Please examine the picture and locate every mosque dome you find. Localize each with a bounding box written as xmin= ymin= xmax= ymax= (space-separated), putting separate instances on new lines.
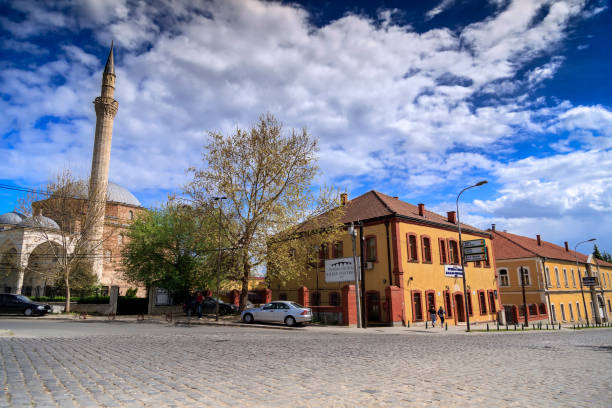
xmin=19 ymin=215 xmax=60 ymax=230
xmin=0 ymin=212 xmax=26 ymax=225
xmin=106 ymin=182 xmax=141 ymax=207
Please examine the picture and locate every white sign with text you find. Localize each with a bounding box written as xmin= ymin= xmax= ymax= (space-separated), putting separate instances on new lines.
xmin=444 ymin=264 xmax=463 ymax=277
xmin=325 ymin=257 xmax=360 ymax=283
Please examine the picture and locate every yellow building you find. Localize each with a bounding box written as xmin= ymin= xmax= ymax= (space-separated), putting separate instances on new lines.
xmin=491 ymin=227 xmax=611 ymax=325
xmin=269 ymin=191 xmax=500 ymax=326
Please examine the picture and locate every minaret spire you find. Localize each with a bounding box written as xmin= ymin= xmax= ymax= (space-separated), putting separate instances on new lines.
xmin=86 ymin=43 xmax=119 ymax=281
xmin=103 ymin=41 xmax=114 ymax=75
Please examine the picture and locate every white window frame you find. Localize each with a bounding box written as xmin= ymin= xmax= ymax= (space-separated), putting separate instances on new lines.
xmin=551 ymin=304 xmax=556 ymax=322
xmin=571 ymin=269 xmax=576 ymax=287
xmin=568 ymin=303 xmax=574 ymax=321
xmin=498 ymin=268 xmax=510 ymax=287
xmin=563 ymin=269 xmax=568 ymax=287
xmin=560 ymin=303 xmax=566 ymax=321
xmin=555 ymin=267 xmax=560 ymax=287
xmin=576 ymin=302 xmax=581 ymax=320
xmin=517 ymin=267 xmax=531 ymax=286
xmin=545 ymin=267 xmax=551 ymax=287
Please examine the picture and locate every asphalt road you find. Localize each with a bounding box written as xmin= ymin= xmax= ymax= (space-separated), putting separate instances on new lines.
xmin=1 ymin=319 xmax=611 ymax=407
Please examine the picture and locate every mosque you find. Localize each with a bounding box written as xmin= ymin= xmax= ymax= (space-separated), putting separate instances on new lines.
xmin=0 ymin=44 xmax=143 ymax=297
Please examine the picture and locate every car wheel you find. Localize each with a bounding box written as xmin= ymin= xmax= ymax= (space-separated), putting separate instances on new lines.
xmin=285 ymin=316 xmax=296 ymax=327
xmin=24 ymin=308 xmax=33 ymax=317
xmin=243 ymin=313 xmax=254 ymax=324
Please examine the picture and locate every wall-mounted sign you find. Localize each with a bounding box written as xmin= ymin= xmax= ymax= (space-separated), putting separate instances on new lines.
xmin=445 ymin=265 xmax=463 ymax=277
xmin=325 ymin=257 xmax=360 ymax=283
xmin=582 ymin=276 xmax=599 ymax=286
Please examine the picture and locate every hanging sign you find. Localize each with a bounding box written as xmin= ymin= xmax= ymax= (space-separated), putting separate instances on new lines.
xmin=463 ymin=239 xmax=485 ymax=248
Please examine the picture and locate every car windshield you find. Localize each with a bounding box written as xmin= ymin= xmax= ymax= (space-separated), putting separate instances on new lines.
xmin=290 ymin=302 xmax=304 ymax=309
xmin=16 ymin=295 xmax=30 ymax=302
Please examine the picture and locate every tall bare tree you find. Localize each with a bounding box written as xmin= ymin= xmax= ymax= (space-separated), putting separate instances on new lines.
xmin=186 ymin=114 xmax=345 ymax=310
xmin=15 ymin=169 xmax=110 ymax=312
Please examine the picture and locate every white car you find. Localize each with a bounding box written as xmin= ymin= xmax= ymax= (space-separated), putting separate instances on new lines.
xmin=241 ymin=301 xmax=312 ymax=326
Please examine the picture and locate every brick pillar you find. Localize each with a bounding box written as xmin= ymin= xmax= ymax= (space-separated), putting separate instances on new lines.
xmin=385 ymin=285 xmax=404 ymax=326
xmin=298 ymin=286 xmax=309 ymax=307
xmin=262 ymin=288 xmax=272 ymax=304
xmin=513 ymin=305 xmax=519 ymax=324
xmin=230 ymin=289 xmax=240 ymax=306
xmin=341 ymin=285 xmax=357 ymax=326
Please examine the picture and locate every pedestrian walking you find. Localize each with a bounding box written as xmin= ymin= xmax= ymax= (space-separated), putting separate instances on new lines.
xmin=196 ymin=291 xmax=204 ymax=319
xmin=428 ymin=304 xmax=437 ymax=327
xmin=437 ymin=306 xmax=445 ymax=326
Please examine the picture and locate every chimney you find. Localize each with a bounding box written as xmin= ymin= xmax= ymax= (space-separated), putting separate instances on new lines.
xmin=418 ymin=203 xmax=425 ymax=216
xmin=536 ymin=235 xmax=541 ymax=246
xmin=564 ymin=241 xmax=569 ymax=252
xmin=491 ymin=223 xmax=496 ymax=231
xmin=340 ymin=193 xmax=348 ymax=206
xmin=447 ymin=211 xmax=457 ymax=224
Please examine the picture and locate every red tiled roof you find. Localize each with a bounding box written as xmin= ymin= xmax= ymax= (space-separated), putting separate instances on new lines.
xmin=490 ymin=230 xmax=610 ymax=265
xmin=339 ymin=191 xmax=486 ymax=234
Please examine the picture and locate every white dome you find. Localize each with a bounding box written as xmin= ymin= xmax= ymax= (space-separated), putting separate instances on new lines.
xmin=0 ymin=212 xmax=26 ymax=225
xmin=106 ymin=182 xmax=141 ymax=207
xmin=19 ymin=215 xmax=60 ymax=230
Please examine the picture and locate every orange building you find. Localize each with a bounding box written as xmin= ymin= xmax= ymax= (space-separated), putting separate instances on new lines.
xmin=491 ymin=227 xmax=611 ymax=325
xmin=269 ymin=191 xmax=500 ymax=327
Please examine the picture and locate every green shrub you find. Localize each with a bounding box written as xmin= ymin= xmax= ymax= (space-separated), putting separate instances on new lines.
xmin=125 ymin=288 xmax=138 ymax=297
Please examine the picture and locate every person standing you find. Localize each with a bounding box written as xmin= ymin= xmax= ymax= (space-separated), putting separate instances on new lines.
xmin=428 ymin=304 xmax=437 ymax=327
xmin=196 ymin=291 xmax=204 ymax=319
xmin=437 ymin=306 xmax=446 ymax=326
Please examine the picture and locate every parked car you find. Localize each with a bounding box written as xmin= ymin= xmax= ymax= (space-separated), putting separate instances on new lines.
xmin=202 ymin=297 xmax=239 ymax=315
xmin=0 ymin=293 xmax=51 ymax=316
xmin=241 ymin=301 xmax=312 ymax=326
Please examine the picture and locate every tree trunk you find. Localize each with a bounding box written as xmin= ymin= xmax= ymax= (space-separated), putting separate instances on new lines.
xmin=64 ymin=274 xmax=71 ymax=313
xmin=239 ymin=257 xmax=251 ymax=311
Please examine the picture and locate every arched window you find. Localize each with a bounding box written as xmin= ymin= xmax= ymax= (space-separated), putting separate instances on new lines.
xmin=499 ymin=269 xmax=509 ymax=286
xmin=563 ymin=269 xmax=569 ymax=287
xmin=448 ymin=240 xmax=459 ymax=264
xmin=118 ymin=233 xmax=123 ymax=245
xmin=554 ymin=267 xmax=560 ymax=287
xmin=407 ymin=234 xmax=418 ymax=262
xmin=128 ymin=210 xmax=134 ymax=220
xmin=104 ymin=250 xmax=112 ymax=263
xmin=421 ymin=236 xmax=432 ymax=263
xmin=571 ymin=269 xmax=576 ymax=287
xmin=517 ymin=267 xmax=531 ymax=286
xmin=545 ymin=267 xmax=551 ymax=287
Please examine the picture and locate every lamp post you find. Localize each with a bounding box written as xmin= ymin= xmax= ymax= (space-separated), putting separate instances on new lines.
xmin=456 ymin=180 xmax=488 ymax=332
xmin=213 ymin=196 xmax=227 ymax=322
xmin=348 ymin=222 xmax=363 ymax=328
xmin=575 ymin=238 xmax=596 ymax=325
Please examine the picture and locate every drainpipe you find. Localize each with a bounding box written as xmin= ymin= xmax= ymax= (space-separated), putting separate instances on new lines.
xmin=385 ymin=218 xmax=392 ymax=285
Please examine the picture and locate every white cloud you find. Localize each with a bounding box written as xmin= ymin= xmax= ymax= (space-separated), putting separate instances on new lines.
xmin=1 ymin=0 xmax=610 ymax=248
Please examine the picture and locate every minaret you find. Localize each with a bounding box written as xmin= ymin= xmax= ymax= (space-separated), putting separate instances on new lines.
xmin=87 ymin=43 xmax=118 ymax=280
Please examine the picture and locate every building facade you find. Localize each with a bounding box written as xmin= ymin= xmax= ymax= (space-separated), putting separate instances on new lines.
xmin=269 ymin=191 xmax=501 ymax=326
xmin=491 ymin=227 xmax=611 ymax=325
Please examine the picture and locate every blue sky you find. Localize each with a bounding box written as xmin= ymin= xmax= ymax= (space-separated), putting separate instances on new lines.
xmin=1 ymin=0 xmax=611 ymax=253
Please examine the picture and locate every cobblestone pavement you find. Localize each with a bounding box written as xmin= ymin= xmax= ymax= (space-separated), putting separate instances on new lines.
xmin=0 ymin=320 xmax=611 ymax=407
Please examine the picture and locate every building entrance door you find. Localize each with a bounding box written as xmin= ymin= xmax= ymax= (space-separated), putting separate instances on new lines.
xmin=366 ymin=291 xmax=381 ymax=322
xmin=454 ymin=293 xmax=465 ymax=323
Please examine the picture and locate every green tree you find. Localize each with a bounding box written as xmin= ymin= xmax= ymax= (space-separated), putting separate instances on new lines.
xmin=186 ymin=113 xmax=344 ymax=310
xmin=121 ymin=203 xmax=222 ymax=298
xmin=593 ymin=244 xmax=603 ymax=260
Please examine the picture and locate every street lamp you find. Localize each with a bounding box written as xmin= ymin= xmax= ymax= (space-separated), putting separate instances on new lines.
xmin=213 ymin=196 xmax=227 ymax=322
xmin=456 ymin=180 xmax=487 ymax=332
xmin=575 ymin=238 xmax=596 ymax=326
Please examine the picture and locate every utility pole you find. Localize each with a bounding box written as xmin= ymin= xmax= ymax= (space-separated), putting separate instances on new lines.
xmin=359 ymin=221 xmax=367 ymax=329
xmin=349 ymin=222 xmax=362 ymax=328
xmin=213 ymin=196 xmax=226 ymax=322
xmin=520 ymin=266 xmax=528 ymax=327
